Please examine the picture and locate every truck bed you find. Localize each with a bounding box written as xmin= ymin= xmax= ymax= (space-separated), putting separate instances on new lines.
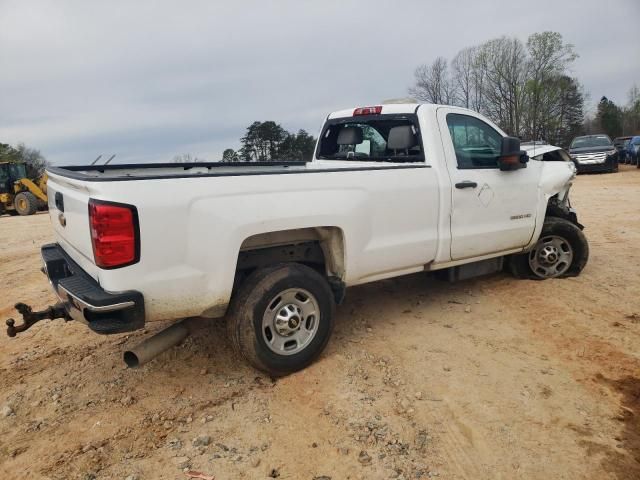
xmin=45 ymin=159 xmax=439 ymax=324
xmin=48 ymin=160 xmax=424 ymax=182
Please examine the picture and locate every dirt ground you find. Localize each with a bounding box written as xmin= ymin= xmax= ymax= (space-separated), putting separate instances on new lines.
xmin=1 ymin=166 xmax=639 ymax=480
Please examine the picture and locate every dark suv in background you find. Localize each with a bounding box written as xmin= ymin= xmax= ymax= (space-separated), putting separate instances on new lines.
xmin=613 ymin=136 xmax=632 ymax=163
xmin=569 ymin=134 xmax=618 ymax=173
xmin=625 ymin=136 xmax=640 ymax=166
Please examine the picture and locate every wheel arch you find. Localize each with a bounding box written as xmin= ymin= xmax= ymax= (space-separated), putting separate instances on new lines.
xmin=235 ymin=227 xmax=347 ymax=303
xmin=545 ymin=194 xmax=583 ymax=229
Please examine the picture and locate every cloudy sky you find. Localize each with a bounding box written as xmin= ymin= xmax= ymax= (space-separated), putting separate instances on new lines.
xmin=1 ymin=0 xmax=639 ymax=165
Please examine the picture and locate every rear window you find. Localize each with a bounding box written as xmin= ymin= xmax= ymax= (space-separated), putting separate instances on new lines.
xmin=570 ymin=135 xmax=612 ymax=149
xmin=316 ymin=114 xmax=424 ymax=162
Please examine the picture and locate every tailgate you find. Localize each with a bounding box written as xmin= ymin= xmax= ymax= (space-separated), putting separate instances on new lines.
xmin=46 ymin=174 xmax=99 ymax=278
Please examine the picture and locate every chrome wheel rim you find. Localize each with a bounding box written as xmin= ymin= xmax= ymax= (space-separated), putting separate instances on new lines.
xmin=528 ymin=235 xmax=573 ymax=278
xmin=261 ymin=288 xmax=320 ymax=356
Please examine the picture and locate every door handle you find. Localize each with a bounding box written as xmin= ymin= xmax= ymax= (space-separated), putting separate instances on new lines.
xmin=455 ymin=181 xmax=478 ymax=189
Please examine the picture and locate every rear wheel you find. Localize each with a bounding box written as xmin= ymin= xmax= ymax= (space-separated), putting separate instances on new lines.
xmin=14 ymin=192 xmax=38 ymax=216
xmin=226 ymin=263 xmax=335 ymax=376
xmin=510 ymin=217 xmax=589 ymax=280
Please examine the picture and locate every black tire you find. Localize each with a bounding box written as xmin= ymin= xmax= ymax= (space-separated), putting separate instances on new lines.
xmin=509 ymin=217 xmax=589 ymax=280
xmin=14 ymin=192 xmax=38 ymax=216
xmin=226 ymin=263 xmax=335 ymax=376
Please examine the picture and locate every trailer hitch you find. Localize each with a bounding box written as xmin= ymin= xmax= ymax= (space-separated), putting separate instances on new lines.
xmin=6 ymin=302 xmax=71 ymax=337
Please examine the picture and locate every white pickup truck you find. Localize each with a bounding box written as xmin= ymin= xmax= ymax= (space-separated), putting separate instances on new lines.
xmin=6 ymin=103 xmax=589 ymax=375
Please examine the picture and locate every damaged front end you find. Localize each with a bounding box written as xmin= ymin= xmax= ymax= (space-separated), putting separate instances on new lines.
xmin=541 ymin=159 xmax=584 ymax=229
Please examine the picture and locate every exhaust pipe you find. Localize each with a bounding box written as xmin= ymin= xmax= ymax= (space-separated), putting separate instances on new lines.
xmin=124 ymin=319 xmax=194 ymax=368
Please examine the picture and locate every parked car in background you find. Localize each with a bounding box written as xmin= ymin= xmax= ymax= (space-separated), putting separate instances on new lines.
xmin=625 ymin=136 xmax=640 ymax=166
xmin=613 ymin=136 xmax=632 ymax=164
xmin=568 ymin=134 xmax=618 ymax=173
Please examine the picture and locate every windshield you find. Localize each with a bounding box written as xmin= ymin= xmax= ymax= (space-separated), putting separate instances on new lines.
xmin=316 ymin=114 xmax=424 ymax=162
xmin=570 ymin=136 xmax=612 ymax=149
xmin=0 ymin=165 xmax=9 ymax=183
xmin=8 ymin=163 xmax=27 ymax=179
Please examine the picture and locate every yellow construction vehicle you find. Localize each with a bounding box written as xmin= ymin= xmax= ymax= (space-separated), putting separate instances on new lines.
xmin=0 ymin=162 xmax=48 ymax=216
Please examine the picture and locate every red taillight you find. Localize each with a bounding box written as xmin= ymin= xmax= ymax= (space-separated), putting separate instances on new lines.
xmin=89 ymin=200 xmax=139 ymax=269
xmin=353 ymin=106 xmax=382 ymax=116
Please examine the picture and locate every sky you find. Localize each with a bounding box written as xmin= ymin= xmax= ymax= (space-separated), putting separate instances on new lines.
xmin=1 ymin=0 xmax=639 ymax=165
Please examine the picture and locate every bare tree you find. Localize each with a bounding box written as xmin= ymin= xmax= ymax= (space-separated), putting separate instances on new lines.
xmin=523 ymin=32 xmax=578 ymax=140
xmin=480 ymin=37 xmax=529 ymax=135
xmin=15 ymin=143 xmax=49 ymax=179
xmin=451 ymin=47 xmax=477 ymax=109
xmin=172 ymin=153 xmax=204 ymax=163
xmin=470 ymin=46 xmax=488 ymax=113
xmin=409 ymin=57 xmax=456 ymax=105
xmin=408 ymin=31 xmax=584 ymax=142
xmin=622 ymin=84 xmax=640 ymax=135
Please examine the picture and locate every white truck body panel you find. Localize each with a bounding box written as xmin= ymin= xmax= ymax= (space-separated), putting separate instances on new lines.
xmin=47 ymin=162 xmax=441 ymax=320
xmin=44 ymin=104 xmax=576 ymax=324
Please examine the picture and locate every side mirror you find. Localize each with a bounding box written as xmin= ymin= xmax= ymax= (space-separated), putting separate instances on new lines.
xmin=498 ymin=136 xmax=528 ymax=171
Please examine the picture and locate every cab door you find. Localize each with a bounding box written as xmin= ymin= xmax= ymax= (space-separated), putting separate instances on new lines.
xmin=436 ymin=108 xmax=539 ymax=260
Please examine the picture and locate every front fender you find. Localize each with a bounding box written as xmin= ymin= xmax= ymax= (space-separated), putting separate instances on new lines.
xmin=526 ymin=161 xmax=578 ymax=249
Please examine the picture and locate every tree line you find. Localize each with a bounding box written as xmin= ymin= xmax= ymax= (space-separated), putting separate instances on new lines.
xmin=172 ymin=121 xmax=317 ymax=163
xmin=0 ymin=142 xmax=49 ymax=179
xmin=585 ymin=91 xmax=640 ymax=140
xmin=408 ymin=31 xmax=640 ymax=147
xmin=222 ymin=121 xmax=316 ymax=162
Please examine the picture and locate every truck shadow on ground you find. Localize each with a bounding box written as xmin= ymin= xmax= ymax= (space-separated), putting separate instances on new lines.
xmin=176 ymin=270 xmax=501 ymax=377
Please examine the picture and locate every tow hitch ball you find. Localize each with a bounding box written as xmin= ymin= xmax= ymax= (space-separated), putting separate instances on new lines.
xmin=5 ymin=302 xmax=71 ymax=338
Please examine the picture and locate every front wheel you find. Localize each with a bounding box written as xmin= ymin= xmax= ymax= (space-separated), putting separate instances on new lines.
xmin=226 ymin=263 xmax=335 ymax=376
xmin=509 ymin=217 xmax=589 ymax=280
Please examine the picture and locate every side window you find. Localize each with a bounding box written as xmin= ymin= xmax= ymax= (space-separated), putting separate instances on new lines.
xmin=446 ymin=113 xmax=503 ymax=169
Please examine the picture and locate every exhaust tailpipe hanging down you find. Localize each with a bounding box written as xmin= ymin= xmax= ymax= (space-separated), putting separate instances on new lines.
xmin=124 ymin=318 xmax=199 ymax=368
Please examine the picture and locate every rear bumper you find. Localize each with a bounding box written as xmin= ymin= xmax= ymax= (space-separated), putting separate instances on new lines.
xmin=41 ymin=243 xmax=145 ymax=334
